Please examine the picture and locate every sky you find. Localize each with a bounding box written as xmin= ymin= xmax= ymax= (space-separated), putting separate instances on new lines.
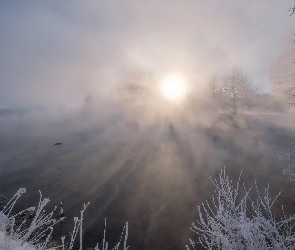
xmin=0 ymin=0 xmax=295 ymax=109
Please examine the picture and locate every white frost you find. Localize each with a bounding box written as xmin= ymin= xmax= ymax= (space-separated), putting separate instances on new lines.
xmin=187 ymin=168 xmax=295 ymax=249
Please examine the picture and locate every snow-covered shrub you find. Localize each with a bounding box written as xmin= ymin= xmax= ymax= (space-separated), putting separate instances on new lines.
xmin=0 ymin=189 xmax=129 ymax=250
xmin=186 ymin=168 xmax=295 ymax=250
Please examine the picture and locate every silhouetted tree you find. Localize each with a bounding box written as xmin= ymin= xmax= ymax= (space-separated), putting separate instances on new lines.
xmin=121 ymin=71 xmax=152 ymax=98
xmin=290 ymin=1 xmax=295 ymax=15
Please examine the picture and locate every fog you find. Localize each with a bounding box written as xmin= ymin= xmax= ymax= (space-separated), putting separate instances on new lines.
xmin=1 ymin=94 xmax=295 ymax=249
xmin=1 ymin=1 xmax=295 ymax=249
xmin=1 ymin=0 xmax=295 ymax=109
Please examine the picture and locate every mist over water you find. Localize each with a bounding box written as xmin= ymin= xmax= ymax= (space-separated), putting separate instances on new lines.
xmin=1 ymin=1 xmax=295 ymax=249
xmin=1 ymin=94 xmax=295 ymax=249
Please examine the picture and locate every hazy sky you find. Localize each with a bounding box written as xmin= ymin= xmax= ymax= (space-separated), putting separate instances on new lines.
xmin=0 ymin=0 xmax=295 ymax=108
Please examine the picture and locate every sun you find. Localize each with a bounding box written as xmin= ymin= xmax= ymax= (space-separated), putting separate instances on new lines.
xmin=161 ymin=74 xmax=187 ymax=100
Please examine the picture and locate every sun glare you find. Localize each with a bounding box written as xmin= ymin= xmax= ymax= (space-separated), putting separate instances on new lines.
xmin=161 ymin=74 xmax=187 ymax=100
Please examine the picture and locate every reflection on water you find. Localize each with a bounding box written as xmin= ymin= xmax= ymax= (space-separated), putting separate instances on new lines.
xmin=1 ymin=109 xmax=295 ymax=249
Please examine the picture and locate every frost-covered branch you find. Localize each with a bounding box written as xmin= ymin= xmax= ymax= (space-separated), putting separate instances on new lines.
xmin=187 ymin=168 xmax=295 ymax=249
xmin=0 ymin=189 xmax=129 ymax=250
xmin=93 ymin=219 xmax=129 ymax=250
xmin=0 ymin=189 xmax=65 ymax=250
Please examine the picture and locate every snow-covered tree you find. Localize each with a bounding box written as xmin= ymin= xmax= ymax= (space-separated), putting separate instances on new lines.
xmin=187 ymin=168 xmax=295 ymax=250
xmin=206 ymin=70 xmax=259 ymax=117
xmin=270 ymin=50 xmax=295 ymax=111
xmin=270 ymin=30 xmax=295 ymax=111
xmin=220 ymin=70 xmax=258 ymax=119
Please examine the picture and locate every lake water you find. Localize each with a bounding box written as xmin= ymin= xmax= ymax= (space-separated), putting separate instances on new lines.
xmin=0 ymin=110 xmax=295 ymax=249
